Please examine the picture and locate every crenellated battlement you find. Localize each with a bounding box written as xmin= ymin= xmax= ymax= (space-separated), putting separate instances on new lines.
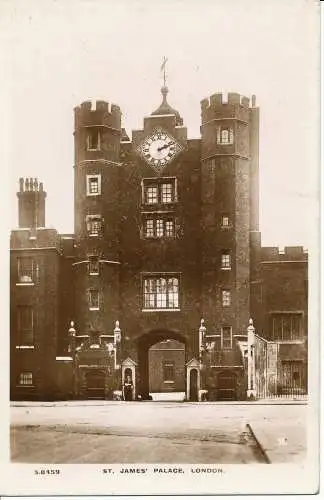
xmin=201 ymin=92 xmax=257 ymax=123
xmin=74 ymin=100 xmax=122 ymax=131
xmin=261 ymin=246 xmax=308 ymax=262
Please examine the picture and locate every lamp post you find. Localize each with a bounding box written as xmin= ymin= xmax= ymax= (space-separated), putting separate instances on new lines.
xmin=247 ymin=318 xmax=256 ymax=399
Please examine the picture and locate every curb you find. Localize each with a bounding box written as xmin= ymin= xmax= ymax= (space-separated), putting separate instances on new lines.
xmin=246 ymin=423 xmax=271 ymax=464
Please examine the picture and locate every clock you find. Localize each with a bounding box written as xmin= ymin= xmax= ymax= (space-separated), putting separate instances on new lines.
xmin=136 ymin=128 xmax=184 ymax=173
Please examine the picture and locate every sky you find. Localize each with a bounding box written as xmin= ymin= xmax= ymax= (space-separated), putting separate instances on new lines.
xmin=2 ymin=0 xmax=320 ymax=248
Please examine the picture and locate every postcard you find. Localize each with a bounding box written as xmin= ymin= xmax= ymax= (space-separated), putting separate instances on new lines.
xmin=1 ymin=0 xmax=320 ymax=495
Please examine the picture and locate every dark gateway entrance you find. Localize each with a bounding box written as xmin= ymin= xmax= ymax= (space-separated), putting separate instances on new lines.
xmin=137 ymin=331 xmax=186 ymax=400
xmin=85 ymin=369 xmax=106 ymax=400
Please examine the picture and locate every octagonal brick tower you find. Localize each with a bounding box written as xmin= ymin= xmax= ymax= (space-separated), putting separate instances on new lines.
xmin=73 ymin=100 xmax=122 ymax=337
xmin=200 ymin=92 xmax=260 ymax=338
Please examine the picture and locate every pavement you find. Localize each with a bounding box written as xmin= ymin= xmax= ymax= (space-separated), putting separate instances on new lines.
xmin=10 ymin=400 xmax=308 ymax=464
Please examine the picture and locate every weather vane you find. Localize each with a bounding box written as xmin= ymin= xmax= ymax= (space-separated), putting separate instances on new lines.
xmin=160 ymin=56 xmax=168 ymax=86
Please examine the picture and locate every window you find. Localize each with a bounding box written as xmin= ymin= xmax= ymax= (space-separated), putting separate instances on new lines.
xmin=87 ymin=129 xmax=101 ymax=150
xmin=271 ymin=313 xmax=303 ymax=341
xmin=86 ymin=175 xmax=101 ymax=196
xmin=88 ymin=256 xmax=99 ymax=275
xmin=221 ymin=216 xmax=230 ymax=227
xmin=281 ymin=361 xmax=305 ymax=389
xmin=88 ymin=289 xmax=100 ymax=310
xmin=143 ymin=276 xmax=179 ymax=310
xmin=145 ymin=185 xmax=158 ymax=204
xmin=17 ymin=257 xmax=34 ymax=284
xmin=19 ymin=372 xmax=33 ymax=386
xmin=86 ymin=215 xmax=102 ymax=237
xmin=143 ymin=178 xmax=177 ymax=205
xmin=221 ymin=251 xmax=231 ymax=270
xmin=144 ymin=217 xmax=175 ymax=238
xmin=217 ymin=127 xmax=234 ymax=145
xmin=161 ymin=183 xmax=173 ymax=203
xmin=163 ymin=360 xmax=175 ymax=382
xmin=17 ymin=306 xmax=34 ymax=345
xmin=221 ymin=326 xmax=232 ymax=349
xmin=222 ymin=290 xmax=231 ymax=307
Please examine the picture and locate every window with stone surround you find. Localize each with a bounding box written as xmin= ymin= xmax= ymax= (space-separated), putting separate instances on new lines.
xmin=222 ymin=289 xmax=231 ymax=307
xmin=17 ymin=257 xmax=34 ymax=284
xmin=142 ymin=178 xmax=177 ymax=205
xmin=86 ymin=215 xmax=103 ymax=237
xmin=270 ymin=313 xmax=303 ymax=341
xmin=88 ymin=256 xmax=100 ymax=275
xmin=86 ymin=174 xmax=101 ymax=196
xmin=143 ymin=216 xmax=175 ymax=239
xmin=221 ymin=251 xmax=231 ymax=270
xmin=217 ymin=127 xmax=234 ymax=145
xmin=87 ymin=128 xmax=101 ymax=150
xmin=143 ymin=275 xmax=179 ymax=310
xmin=221 ymin=215 xmax=230 ymax=228
xmin=221 ymin=326 xmax=232 ymax=349
xmin=88 ymin=288 xmax=100 ymax=310
xmin=18 ymin=372 xmax=33 ymax=386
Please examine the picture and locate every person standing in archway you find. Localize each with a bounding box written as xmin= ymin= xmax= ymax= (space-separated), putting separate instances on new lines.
xmin=123 ymin=374 xmax=134 ymax=401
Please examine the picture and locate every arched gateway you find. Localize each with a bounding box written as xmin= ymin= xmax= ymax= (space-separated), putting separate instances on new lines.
xmin=136 ymin=330 xmax=188 ymax=400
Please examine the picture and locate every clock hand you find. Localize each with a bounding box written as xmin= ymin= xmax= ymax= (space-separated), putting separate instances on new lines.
xmin=157 ymin=141 xmax=174 ymax=152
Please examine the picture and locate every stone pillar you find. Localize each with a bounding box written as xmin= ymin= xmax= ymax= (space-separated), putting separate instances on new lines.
xmin=199 ymin=318 xmax=206 ymax=369
xmin=114 ymin=320 xmax=121 ymax=370
xmin=68 ymin=321 xmax=77 ymax=399
xmin=247 ymin=318 xmax=256 ymax=399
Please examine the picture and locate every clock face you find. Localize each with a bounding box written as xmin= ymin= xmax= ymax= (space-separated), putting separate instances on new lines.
xmin=136 ymin=128 xmax=184 ymax=173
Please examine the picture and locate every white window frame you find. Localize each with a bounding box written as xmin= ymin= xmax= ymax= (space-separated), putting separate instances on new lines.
xmin=222 ymin=290 xmax=231 ymax=307
xmin=86 ymin=174 xmax=101 ymax=196
xmin=221 ymin=215 xmax=230 ymax=228
xmin=221 ymin=252 xmax=231 ymax=270
xmin=221 ymin=326 xmax=232 ymax=349
xmin=18 ymin=372 xmax=33 ymax=386
xmin=143 ymin=217 xmax=175 ymax=239
xmin=142 ymin=177 xmax=177 ymax=205
xmin=217 ymin=127 xmax=234 ymax=145
xmin=86 ymin=215 xmax=102 ymax=237
xmin=142 ymin=275 xmax=180 ymax=312
xmin=17 ymin=257 xmax=34 ymax=285
xmin=88 ymin=256 xmax=100 ymax=276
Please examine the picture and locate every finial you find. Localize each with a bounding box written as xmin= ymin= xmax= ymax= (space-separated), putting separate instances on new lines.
xmin=199 ymin=318 xmax=206 ymax=334
xmin=115 ymin=320 xmax=119 ymax=329
xmin=19 ymin=178 xmax=24 ymax=192
xmin=160 ymin=56 xmax=168 ymax=87
xmin=249 ymin=318 xmax=253 ymax=326
xmin=68 ymin=320 xmax=76 ymax=336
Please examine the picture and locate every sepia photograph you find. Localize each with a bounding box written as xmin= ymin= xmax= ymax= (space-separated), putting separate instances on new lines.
xmin=1 ymin=0 xmax=320 ymax=495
